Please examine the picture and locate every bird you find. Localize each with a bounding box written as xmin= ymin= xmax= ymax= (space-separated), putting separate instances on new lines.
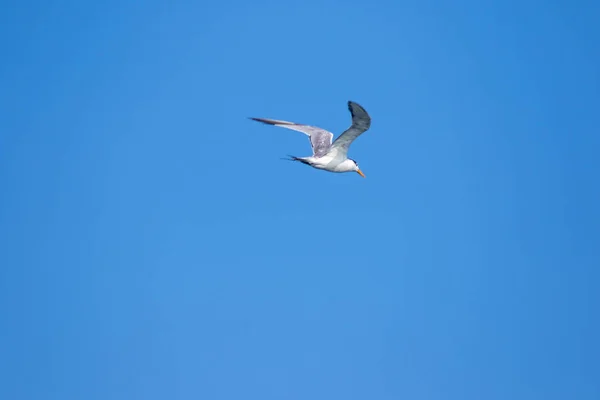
xmin=249 ymin=101 xmax=371 ymax=178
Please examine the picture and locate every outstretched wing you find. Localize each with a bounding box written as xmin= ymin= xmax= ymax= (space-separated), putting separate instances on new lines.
xmin=249 ymin=117 xmax=333 ymax=158
xmin=330 ymin=101 xmax=371 ymax=156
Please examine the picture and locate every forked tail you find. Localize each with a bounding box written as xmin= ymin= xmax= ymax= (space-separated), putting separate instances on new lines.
xmin=281 ymin=155 xmax=312 ymax=166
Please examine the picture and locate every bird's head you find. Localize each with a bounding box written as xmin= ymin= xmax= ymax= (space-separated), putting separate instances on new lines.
xmin=350 ymin=159 xmax=365 ymax=178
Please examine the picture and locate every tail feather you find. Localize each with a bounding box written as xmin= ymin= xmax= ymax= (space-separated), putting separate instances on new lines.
xmin=281 ymin=155 xmax=311 ymax=165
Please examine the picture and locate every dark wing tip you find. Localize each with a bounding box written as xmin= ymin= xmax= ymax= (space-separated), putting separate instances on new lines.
xmin=347 ymin=101 xmax=354 ymax=117
xmin=249 ymin=117 xmax=275 ymax=125
xmin=348 ymin=100 xmax=367 ymax=115
xmin=249 ymin=117 xmax=299 ymax=126
xmin=346 ymin=101 xmax=371 ymax=128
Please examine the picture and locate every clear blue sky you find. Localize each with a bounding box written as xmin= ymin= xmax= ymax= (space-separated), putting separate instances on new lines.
xmin=1 ymin=0 xmax=599 ymax=399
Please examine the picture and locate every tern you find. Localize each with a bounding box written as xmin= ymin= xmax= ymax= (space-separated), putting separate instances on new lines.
xmin=250 ymin=101 xmax=371 ymax=177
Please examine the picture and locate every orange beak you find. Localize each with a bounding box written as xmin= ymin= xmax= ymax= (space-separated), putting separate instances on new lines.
xmin=356 ymin=169 xmax=366 ymax=178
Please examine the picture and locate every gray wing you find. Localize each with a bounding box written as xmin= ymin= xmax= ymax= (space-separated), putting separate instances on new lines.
xmin=249 ymin=117 xmax=333 ymax=157
xmin=309 ymin=130 xmax=333 ymax=157
xmin=330 ymin=101 xmax=371 ymax=156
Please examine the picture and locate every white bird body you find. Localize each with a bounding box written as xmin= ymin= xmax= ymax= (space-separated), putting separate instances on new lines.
xmin=292 ymin=156 xmax=358 ymax=173
xmin=250 ymin=101 xmax=371 ymax=177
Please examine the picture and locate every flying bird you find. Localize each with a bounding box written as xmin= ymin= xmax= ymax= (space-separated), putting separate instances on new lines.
xmin=250 ymin=101 xmax=371 ymax=177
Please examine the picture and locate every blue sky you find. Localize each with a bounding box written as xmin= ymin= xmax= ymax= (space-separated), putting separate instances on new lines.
xmin=1 ymin=0 xmax=599 ymax=399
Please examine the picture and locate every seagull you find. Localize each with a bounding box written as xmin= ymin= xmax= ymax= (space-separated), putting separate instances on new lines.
xmin=250 ymin=101 xmax=371 ymax=178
